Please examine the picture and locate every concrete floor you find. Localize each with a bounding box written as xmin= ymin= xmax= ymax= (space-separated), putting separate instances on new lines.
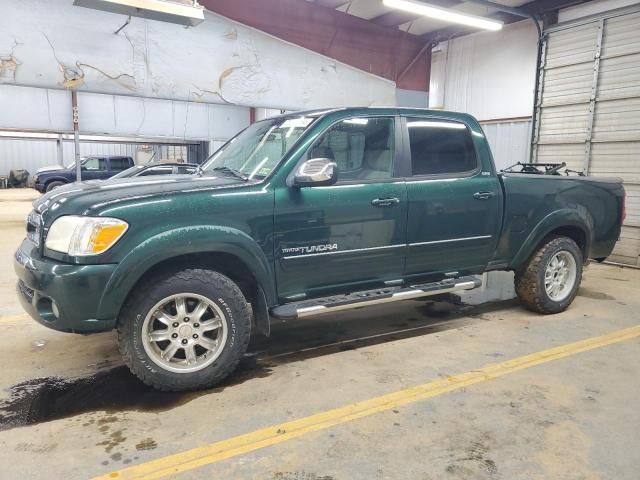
xmin=0 ymin=189 xmax=638 ymax=479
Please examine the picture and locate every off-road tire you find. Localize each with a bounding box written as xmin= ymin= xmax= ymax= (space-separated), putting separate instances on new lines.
xmin=515 ymin=236 xmax=583 ymax=314
xmin=45 ymin=181 xmax=66 ymax=192
xmin=117 ymin=268 xmax=251 ymax=391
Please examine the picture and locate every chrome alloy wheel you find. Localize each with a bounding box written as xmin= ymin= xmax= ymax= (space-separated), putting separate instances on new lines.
xmin=544 ymin=251 xmax=577 ymax=302
xmin=141 ymin=293 xmax=228 ymax=373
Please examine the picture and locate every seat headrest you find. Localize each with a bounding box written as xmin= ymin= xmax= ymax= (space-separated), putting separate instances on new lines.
xmin=366 ymin=149 xmax=391 ymax=172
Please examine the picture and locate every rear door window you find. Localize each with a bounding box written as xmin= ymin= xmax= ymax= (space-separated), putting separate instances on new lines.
xmin=406 ymin=118 xmax=477 ymax=176
xmin=109 ymin=158 xmax=131 ymax=171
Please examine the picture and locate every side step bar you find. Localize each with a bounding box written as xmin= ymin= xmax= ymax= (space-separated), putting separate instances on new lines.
xmin=270 ymin=276 xmax=481 ymax=320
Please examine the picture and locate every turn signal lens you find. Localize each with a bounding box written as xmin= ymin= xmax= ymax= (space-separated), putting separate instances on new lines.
xmin=90 ymin=223 xmax=128 ymax=254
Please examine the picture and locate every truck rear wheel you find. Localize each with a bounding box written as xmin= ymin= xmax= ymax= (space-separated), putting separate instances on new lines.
xmin=117 ymin=268 xmax=251 ymax=391
xmin=515 ymin=236 xmax=583 ymax=314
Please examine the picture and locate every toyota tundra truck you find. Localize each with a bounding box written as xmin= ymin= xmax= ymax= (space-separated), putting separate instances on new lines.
xmin=14 ymin=108 xmax=625 ymax=391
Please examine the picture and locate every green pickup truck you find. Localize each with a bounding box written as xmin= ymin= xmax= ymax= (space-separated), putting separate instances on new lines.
xmin=15 ymin=108 xmax=625 ymax=391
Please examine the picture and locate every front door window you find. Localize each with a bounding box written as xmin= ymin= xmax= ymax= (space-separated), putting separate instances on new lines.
xmin=308 ymin=117 xmax=395 ymax=181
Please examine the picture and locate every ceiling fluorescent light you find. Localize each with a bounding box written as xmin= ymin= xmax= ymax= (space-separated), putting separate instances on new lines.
xmin=383 ymin=0 xmax=503 ymax=31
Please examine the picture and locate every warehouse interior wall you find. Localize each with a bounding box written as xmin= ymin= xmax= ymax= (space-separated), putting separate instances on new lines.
xmin=0 ymin=85 xmax=250 ymax=141
xmin=396 ymin=89 xmax=428 ymax=108
xmin=429 ymin=20 xmax=538 ymax=168
xmin=429 ymin=20 xmax=538 ymax=121
xmin=0 ymin=0 xmax=396 ymax=111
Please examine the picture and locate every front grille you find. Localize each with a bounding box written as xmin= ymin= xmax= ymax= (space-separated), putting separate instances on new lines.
xmin=26 ymin=210 xmax=41 ymax=247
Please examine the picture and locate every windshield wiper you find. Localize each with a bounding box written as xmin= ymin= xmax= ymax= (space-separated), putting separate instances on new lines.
xmin=212 ymin=166 xmax=249 ymax=181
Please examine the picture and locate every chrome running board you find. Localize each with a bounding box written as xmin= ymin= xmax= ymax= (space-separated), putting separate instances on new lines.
xmin=270 ymin=276 xmax=481 ymax=320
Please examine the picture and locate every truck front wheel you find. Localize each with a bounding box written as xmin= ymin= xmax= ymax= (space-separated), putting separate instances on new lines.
xmin=45 ymin=180 xmax=66 ymax=192
xmin=515 ymin=236 xmax=583 ymax=314
xmin=117 ymin=268 xmax=251 ymax=391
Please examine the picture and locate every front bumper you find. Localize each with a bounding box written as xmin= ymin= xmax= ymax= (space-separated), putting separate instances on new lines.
xmin=14 ymin=238 xmax=117 ymax=333
xmin=33 ymin=182 xmax=46 ymax=193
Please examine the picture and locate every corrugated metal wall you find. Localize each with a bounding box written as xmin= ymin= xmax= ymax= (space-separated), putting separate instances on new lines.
xmin=428 ymin=22 xmax=536 ymax=170
xmin=480 ymin=120 xmax=532 ymax=171
xmin=0 ymin=140 xmax=138 ymax=176
xmin=533 ymin=6 xmax=640 ymax=266
xmin=0 ymin=139 xmax=59 ymax=176
xmin=429 ymin=21 xmax=538 ymax=120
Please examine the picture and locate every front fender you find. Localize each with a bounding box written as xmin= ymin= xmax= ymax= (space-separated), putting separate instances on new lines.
xmin=96 ymin=225 xmax=275 ymax=321
xmin=42 ymin=176 xmax=70 ymax=185
xmin=509 ymin=208 xmax=593 ymax=269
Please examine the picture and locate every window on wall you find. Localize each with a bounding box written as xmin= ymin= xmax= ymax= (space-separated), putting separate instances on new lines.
xmin=407 ymin=118 xmax=477 ymax=176
xmin=308 ymin=117 xmax=395 ymax=181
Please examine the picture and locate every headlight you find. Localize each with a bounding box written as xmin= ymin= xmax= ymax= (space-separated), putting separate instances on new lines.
xmin=45 ymin=216 xmax=128 ymax=256
xmin=33 ymin=175 xmax=39 ymax=183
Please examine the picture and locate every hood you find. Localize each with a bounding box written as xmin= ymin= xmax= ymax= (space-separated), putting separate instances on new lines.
xmin=36 ymin=164 xmax=67 ymax=174
xmin=34 ymin=174 xmax=250 ymax=220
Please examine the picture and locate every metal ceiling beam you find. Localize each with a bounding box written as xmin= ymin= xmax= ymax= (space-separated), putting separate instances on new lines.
xmin=520 ymin=0 xmax=591 ymax=15
xmin=201 ymin=0 xmax=432 ymax=91
xmin=371 ymin=11 xmax=422 ymax=27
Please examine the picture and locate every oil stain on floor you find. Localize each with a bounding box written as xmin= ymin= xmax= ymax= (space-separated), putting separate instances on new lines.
xmin=0 ymin=357 xmax=272 ymax=431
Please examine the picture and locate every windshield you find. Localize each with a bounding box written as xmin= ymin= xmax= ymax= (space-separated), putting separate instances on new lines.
xmin=66 ymin=157 xmax=91 ymax=169
xmin=201 ymin=115 xmax=317 ymax=180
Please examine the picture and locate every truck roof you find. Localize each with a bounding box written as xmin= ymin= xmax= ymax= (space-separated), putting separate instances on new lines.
xmin=277 ymin=107 xmax=480 ymax=125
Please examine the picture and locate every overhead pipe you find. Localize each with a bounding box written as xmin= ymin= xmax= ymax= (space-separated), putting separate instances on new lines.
xmin=453 ymin=0 xmax=544 ymax=162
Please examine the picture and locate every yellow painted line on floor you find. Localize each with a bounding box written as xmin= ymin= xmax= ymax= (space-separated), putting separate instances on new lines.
xmin=94 ymin=324 xmax=640 ymax=480
xmin=0 ymin=313 xmax=28 ymax=323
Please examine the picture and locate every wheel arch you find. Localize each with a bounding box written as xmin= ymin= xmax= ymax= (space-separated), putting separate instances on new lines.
xmin=122 ymin=252 xmax=272 ymax=336
xmin=43 ymin=177 xmax=69 ymax=187
xmin=98 ymin=226 xmax=275 ymax=336
xmin=510 ymin=210 xmax=593 ymax=270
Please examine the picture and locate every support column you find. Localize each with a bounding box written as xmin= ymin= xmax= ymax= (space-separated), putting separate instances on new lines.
xmin=71 ymin=90 xmax=81 ymax=182
xmin=56 ymin=134 xmax=64 ymax=167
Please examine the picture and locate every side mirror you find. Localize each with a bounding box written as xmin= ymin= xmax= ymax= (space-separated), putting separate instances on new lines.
xmin=292 ymin=158 xmax=338 ymax=188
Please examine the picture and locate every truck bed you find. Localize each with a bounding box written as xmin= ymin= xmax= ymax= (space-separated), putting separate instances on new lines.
xmin=493 ymin=173 xmax=625 ymax=267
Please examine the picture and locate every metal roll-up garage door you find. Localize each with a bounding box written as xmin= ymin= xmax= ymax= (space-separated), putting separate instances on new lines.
xmin=532 ymin=6 xmax=640 ymax=266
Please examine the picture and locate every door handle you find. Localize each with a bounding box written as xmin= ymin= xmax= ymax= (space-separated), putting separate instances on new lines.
xmin=473 ymin=191 xmax=496 ymax=200
xmin=371 ymin=197 xmax=400 ymax=207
